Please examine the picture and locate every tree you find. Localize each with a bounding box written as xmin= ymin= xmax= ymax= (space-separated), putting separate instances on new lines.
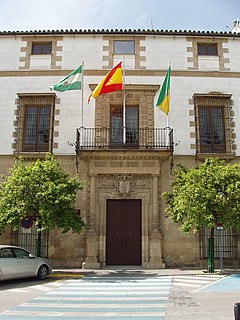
xmin=0 ymin=153 xmax=86 ymax=235
xmin=163 ymin=158 xmax=240 ymax=271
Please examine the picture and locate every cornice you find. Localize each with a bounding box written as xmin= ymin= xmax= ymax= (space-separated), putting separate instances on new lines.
xmin=1 ymin=69 xmax=240 ymax=78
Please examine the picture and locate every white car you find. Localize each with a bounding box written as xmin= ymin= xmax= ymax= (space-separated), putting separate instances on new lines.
xmin=0 ymin=245 xmax=52 ymax=281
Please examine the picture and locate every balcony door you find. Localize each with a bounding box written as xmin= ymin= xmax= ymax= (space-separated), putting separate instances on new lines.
xmin=110 ymin=105 xmax=138 ymax=146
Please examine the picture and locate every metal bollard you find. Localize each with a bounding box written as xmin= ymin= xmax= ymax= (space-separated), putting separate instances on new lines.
xmin=234 ymin=302 xmax=240 ymax=320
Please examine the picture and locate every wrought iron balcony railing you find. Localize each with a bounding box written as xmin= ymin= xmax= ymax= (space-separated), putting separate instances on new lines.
xmin=76 ymin=127 xmax=173 ymax=152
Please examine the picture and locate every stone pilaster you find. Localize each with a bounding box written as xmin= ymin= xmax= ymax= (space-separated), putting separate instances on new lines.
xmin=82 ymin=174 xmax=100 ymax=269
xmin=147 ymin=174 xmax=165 ymax=268
xmin=89 ymin=175 xmax=96 ymax=230
xmin=82 ymin=230 xmax=100 ymax=269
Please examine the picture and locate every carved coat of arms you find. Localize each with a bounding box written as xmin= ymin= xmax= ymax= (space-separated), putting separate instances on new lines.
xmin=117 ymin=174 xmax=132 ymax=197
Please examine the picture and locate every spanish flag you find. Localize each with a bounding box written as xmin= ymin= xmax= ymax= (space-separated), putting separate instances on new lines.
xmin=88 ymin=61 xmax=122 ymax=102
xmin=156 ymin=66 xmax=170 ymax=115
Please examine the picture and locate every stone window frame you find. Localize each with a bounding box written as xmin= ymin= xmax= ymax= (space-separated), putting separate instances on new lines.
xmin=192 ymin=93 xmax=236 ymax=157
xmin=92 ymin=84 xmax=159 ymax=130
xmin=187 ymin=37 xmax=230 ymax=71
xmin=103 ymin=35 xmax=146 ymax=69
xmin=19 ymin=36 xmax=63 ymax=70
xmin=12 ymin=93 xmax=59 ymax=154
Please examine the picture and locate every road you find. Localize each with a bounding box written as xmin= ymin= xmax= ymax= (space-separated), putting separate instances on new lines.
xmin=0 ymin=273 xmax=239 ymax=319
xmin=167 ymin=274 xmax=240 ymax=320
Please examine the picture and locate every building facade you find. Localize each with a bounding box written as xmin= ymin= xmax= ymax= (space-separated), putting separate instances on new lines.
xmin=0 ymin=24 xmax=240 ymax=268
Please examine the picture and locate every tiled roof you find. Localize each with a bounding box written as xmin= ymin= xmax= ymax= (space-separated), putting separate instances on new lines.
xmin=0 ymin=29 xmax=239 ymax=37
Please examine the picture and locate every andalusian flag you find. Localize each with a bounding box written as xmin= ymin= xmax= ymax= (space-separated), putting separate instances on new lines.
xmin=156 ymin=66 xmax=170 ymax=115
xmin=88 ymin=61 xmax=122 ymax=102
xmin=50 ymin=65 xmax=82 ymax=92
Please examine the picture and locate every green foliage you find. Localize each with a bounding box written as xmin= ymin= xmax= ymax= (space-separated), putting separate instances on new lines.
xmin=163 ymin=158 xmax=240 ymax=234
xmin=0 ymin=153 xmax=86 ymax=233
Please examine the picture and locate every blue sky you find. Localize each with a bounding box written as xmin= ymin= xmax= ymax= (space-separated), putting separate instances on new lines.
xmin=0 ymin=0 xmax=239 ymax=32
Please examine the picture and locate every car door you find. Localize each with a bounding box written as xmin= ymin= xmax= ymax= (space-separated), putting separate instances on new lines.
xmin=14 ymin=248 xmax=37 ymax=277
xmin=0 ymin=248 xmax=17 ymax=279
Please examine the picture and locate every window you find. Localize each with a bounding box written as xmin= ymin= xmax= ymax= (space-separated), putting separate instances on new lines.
xmin=199 ymin=106 xmax=226 ymax=153
xmin=197 ymin=43 xmax=218 ymax=56
xmin=23 ymin=105 xmax=51 ymax=152
xmin=16 ymin=94 xmax=55 ymax=153
xmin=14 ymin=248 xmax=30 ymax=259
xmin=31 ymin=42 xmax=52 ymax=55
xmin=110 ymin=105 xmax=138 ymax=145
xmin=113 ymin=40 xmax=135 ymax=55
xmin=0 ymin=248 xmax=13 ymax=258
xmin=194 ymin=94 xmax=233 ymax=154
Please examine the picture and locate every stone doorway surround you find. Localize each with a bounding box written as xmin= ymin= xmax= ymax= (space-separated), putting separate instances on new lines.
xmin=81 ymin=152 xmax=169 ymax=269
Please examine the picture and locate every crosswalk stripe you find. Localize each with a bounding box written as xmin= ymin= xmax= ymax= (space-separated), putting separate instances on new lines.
xmin=6 ymin=281 xmax=65 ymax=293
xmin=174 ymin=278 xmax=210 ymax=284
xmin=55 ymin=286 xmax=171 ymax=291
xmin=6 ymin=288 xmax=29 ymax=293
xmin=21 ymin=302 xmax=167 ymax=308
xmin=34 ymin=296 xmax=168 ymax=301
xmin=31 ymin=285 xmax=53 ymax=292
xmin=48 ymin=282 xmax=65 ymax=287
xmin=2 ymin=310 xmax=166 ymax=317
xmin=173 ymin=282 xmax=203 ymax=288
xmin=66 ymin=282 xmax=172 ymax=286
xmin=47 ymin=290 xmax=170 ymax=295
xmin=173 ymin=274 xmax=226 ymax=289
xmin=174 ymin=275 xmax=223 ymax=280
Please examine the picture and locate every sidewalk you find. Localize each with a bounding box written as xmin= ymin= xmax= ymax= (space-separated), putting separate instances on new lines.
xmin=51 ymin=266 xmax=240 ymax=277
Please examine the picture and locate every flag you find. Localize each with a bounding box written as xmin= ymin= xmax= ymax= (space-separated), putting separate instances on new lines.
xmin=88 ymin=61 xmax=122 ymax=102
xmin=156 ymin=66 xmax=170 ymax=115
xmin=50 ymin=65 xmax=82 ymax=92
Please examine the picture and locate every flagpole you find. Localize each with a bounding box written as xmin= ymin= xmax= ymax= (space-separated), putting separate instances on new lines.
xmin=123 ymin=57 xmax=126 ymax=144
xmin=167 ymin=62 xmax=171 ymax=128
xmin=81 ymin=61 xmax=84 ymax=128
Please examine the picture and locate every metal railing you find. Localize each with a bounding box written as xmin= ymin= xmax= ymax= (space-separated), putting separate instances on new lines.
xmin=199 ymin=226 xmax=238 ymax=264
xmin=11 ymin=226 xmax=49 ymax=258
xmin=76 ymin=127 xmax=173 ymax=151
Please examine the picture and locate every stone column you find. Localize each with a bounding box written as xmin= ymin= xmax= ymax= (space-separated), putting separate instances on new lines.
xmin=82 ymin=174 xmax=100 ymax=269
xmin=147 ymin=174 xmax=165 ymax=269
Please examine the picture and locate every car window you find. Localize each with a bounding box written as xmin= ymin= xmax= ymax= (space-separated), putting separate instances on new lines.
xmin=14 ymin=248 xmax=30 ymax=259
xmin=0 ymin=248 xmax=13 ymax=258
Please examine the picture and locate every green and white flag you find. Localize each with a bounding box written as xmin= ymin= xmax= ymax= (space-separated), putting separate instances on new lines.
xmin=50 ymin=65 xmax=82 ymax=92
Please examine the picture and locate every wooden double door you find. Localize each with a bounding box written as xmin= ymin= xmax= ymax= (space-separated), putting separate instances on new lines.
xmin=106 ymin=199 xmax=142 ymax=265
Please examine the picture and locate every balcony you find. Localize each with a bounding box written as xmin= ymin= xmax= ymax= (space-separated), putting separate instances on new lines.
xmin=76 ymin=127 xmax=173 ymax=152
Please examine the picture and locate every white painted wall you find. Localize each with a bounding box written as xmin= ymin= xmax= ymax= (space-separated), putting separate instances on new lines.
xmin=227 ymin=39 xmax=240 ymax=72
xmin=61 ymin=35 xmax=105 ymax=70
xmin=0 ymin=37 xmax=22 ymax=70
xmin=144 ymin=36 xmax=188 ymax=70
xmin=0 ymin=33 xmax=240 ymax=157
